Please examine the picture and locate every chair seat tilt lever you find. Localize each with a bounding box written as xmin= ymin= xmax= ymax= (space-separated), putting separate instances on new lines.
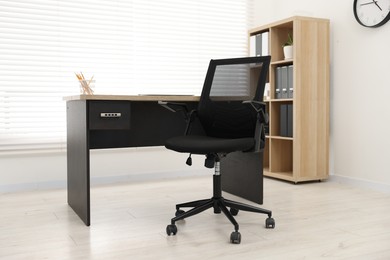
xmin=186 ymin=154 xmax=192 ymax=166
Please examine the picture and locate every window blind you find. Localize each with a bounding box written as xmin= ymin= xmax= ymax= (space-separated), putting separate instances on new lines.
xmin=0 ymin=0 xmax=253 ymax=151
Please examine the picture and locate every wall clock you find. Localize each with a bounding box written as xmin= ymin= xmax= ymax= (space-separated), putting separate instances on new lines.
xmin=353 ymin=0 xmax=390 ymax=27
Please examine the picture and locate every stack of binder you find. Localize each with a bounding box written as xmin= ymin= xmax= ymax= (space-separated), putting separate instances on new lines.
xmin=275 ymin=65 xmax=293 ymax=99
xmin=280 ymin=104 xmax=293 ymax=137
xmin=250 ymin=31 xmax=269 ymax=57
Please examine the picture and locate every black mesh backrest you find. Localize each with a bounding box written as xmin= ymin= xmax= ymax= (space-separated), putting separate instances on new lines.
xmin=198 ymin=56 xmax=270 ymax=139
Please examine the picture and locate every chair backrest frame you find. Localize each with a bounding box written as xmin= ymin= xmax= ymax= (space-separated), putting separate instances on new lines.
xmin=197 ymin=56 xmax=271 ymax=139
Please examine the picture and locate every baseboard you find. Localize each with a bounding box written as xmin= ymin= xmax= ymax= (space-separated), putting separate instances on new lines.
xmin=0 ymin=181 xmax=65 ymax=193
xmin=330 ymin=174 xmax=390 ymax=194
xmin=90 ymin=169 xmax=210 ymax=185
xmin=0 ymin=169 xmax=211 ymax=193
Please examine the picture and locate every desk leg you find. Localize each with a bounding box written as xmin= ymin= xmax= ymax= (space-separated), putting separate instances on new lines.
xmin=221 ymin=151 xmax=263 ymax=204
xmin=66 ymin=101 xmax=90 ymax=226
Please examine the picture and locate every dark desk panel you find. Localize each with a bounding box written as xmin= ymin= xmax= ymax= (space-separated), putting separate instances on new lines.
xmin=89 ymin=101 xmax=195 ymax=149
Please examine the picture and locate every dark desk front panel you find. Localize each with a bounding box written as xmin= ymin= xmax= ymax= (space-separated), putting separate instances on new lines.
xmin=89 ymin=101 xmax=196 ymax=149
xmin=89 ymin=101 xmax=131 ymax=130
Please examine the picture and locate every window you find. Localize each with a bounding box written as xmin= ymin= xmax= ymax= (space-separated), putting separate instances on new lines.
xmin=0 ymin=0 xmax=253 ymax=151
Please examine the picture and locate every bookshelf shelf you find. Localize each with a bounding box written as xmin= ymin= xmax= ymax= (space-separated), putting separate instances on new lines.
xmin=267 ymin=136 xmax=294 ymax=141
xmin=269 ymin=98 xmax=293 ymax=102
xmin=271 ymin=59 xmax=293 ymax=65
xmin=250 ymin=16 xmax=330 ymax=183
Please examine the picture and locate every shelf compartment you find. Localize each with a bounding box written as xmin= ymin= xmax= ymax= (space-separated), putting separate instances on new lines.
xmin=270 ymin=100 xmax=293 ymax=137
xmin=269 ymin=22 xmax=293 ymax=62
xmin=264 ymin=171 xmax=294 ymax=182
xmin=270 ymin=138 xmax=293 ymax=173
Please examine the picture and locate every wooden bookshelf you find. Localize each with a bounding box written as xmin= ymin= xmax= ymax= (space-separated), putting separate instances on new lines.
xmin=250 ymin=16 xmax=330 ymax=183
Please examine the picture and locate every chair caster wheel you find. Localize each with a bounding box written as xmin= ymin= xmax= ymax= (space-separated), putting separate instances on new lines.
xmin=265 ymin=217 xmax=275 ymax=229
xmin=175 ymin=209 xmax=185 ymax=217
xmin=230 ymin=231 xmax=241 ymax=244
xmin=166 ymin=224 xmax=177 ymax=236
xmin=229 ymin=208 xmax=239 ymax=216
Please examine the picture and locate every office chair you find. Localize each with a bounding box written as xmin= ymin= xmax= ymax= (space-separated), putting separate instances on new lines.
xmin=162 ymin=56 xmax=274 ymax=244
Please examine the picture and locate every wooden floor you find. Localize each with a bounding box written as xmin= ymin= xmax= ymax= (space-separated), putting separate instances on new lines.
xmin=1 ymin=176 xmax=390 ymax=259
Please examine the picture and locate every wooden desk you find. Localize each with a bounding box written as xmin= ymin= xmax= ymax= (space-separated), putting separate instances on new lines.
xmin=65 ymin=95 xmax=264 ymax=226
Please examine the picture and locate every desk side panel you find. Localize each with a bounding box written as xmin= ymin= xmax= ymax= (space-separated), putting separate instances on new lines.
xmin=67 ymin=100 xmax=90 ymax=226
xmin=221 ymin=151 xmax=263 ymax=204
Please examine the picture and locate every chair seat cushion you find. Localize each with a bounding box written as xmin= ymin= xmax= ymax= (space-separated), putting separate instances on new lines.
xmin=165 ymin=135 xmax=255 ymax=154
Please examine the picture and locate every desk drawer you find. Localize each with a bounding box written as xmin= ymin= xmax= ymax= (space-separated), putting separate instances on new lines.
xmin=89 ymin=101 xmax=131 ymax=130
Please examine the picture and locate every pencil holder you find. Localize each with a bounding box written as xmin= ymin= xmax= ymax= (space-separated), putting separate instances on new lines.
xmin=79 ymin=80 xmax=95 ymax=95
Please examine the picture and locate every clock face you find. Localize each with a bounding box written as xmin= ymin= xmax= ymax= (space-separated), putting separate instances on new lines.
xmin=354 ymin=0 xmax=390 ymax=27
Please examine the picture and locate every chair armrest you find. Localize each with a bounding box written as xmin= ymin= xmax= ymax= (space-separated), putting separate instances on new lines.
xmin=242 ymin=100 xmax=266 ymax=110
xmin=158 ymin=101 xmax=189 ymax=119
xmin=243 ymin=100 xmax=268 ymax=153
xmin=158 ymin=101 xmax=188 ymax=114
xmin=242 ymin=100 xmax=268 ymax=124
xmin=158 ymin=101 xmax=197 ymax=135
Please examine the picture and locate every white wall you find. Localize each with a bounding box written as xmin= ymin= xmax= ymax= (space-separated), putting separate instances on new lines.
xmin=3 ymin=1 xmax=390 ymax=192
xmin=254 ymin=0 xmax=390 ymax=188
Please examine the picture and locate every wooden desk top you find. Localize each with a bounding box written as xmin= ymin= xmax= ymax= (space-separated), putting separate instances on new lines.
xmin=63 ymin=94 xmax=200 ymax=102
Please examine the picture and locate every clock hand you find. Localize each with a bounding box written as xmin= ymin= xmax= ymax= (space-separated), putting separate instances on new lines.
xmin=360 ymin=1 xmax=375 ymax=6
xmin=373 ymin=0 xmax=382 ymax=10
